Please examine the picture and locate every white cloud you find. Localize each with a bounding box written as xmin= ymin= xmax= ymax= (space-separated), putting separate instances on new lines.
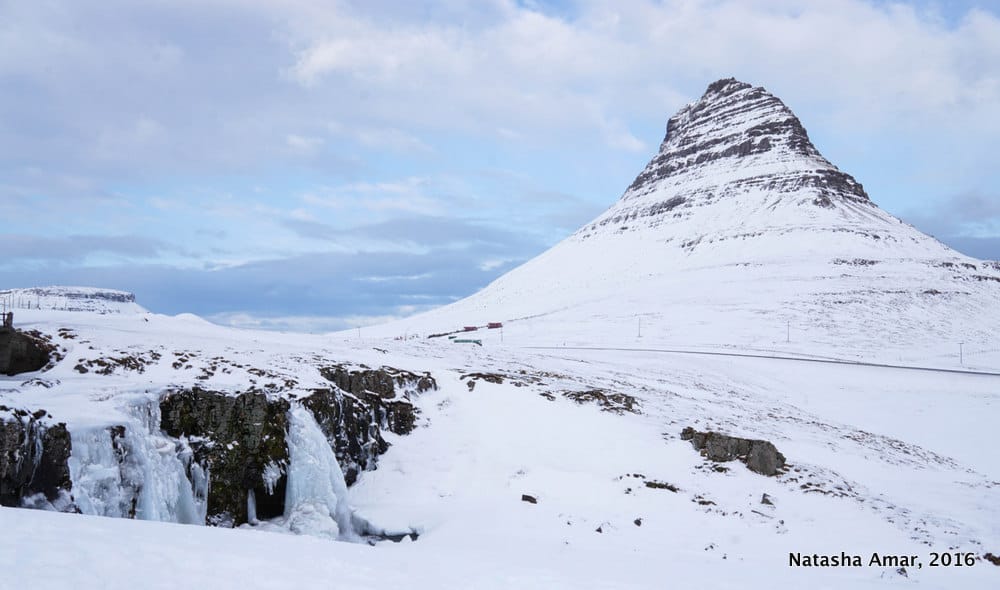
xmin=4 ymin=0 xmax=1000 ymax=290
xmin=285 ymin=133 xmax=324 ymax=155
xmin=478 ymin=258 xmax=510 ymax=271
xmin=93 ymin=116 xmax=167 ymax=162
xmin=354 ymin=273 xmax=433 ymax=283
xmin=299 ymin=177 xmax=446 ymax=217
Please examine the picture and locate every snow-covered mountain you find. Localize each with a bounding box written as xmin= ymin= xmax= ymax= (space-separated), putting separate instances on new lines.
xmin=0 ymin=286 xmax=146 ymax=315
xmin=381 ymin=78 xmax=1000 ymax=367
xmin=2 ymin=79 xmax=999 ymax=589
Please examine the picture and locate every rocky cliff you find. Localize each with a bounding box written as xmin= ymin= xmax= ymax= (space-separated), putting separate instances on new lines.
xmin=0 ymin=364 xmax=436 ymax=532
xmin=0 ymin=328 xmax=51 ymax=376
xmin=0 ymin=406 xmax=73 ymax=510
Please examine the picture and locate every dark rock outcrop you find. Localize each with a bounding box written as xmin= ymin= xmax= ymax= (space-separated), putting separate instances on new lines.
xmin=301 ymin=388 xmax=389 ymax=487
xmin=562 ymin=389 xmax=640 ymax=415
xmin=320 ymin=364 xmax=436 ymax=403
xmin=158 ymin=367 xmax=435 ymax=524
xmin=644 ymin=480 xmax=679 ymax=492
xmin=0 ymin=328 xmax=50 ymax=375
xmin=159 ymin=388 xmax=291 ymax=526
xmin=311 ymin=364 xmax=436 ymax=485
xmin=0 ymin=406 xmax=73 ymax=509
xmin=681 ymin=426 xmax=786 ymax=476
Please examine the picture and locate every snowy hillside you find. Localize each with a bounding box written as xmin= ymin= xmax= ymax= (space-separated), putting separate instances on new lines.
xmin=2 ymin=78 xmax=999 ymax=589
xmin=373 ymin=79 xmax=1000 ymax=369
xmin=0 ymin=286 xmax=146 ymax=315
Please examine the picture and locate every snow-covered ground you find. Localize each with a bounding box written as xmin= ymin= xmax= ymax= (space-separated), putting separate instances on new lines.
xmin=1 ymin=301 xmax=998 ymax=588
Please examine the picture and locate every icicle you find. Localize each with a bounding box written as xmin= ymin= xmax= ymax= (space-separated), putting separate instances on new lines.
xmin=262 ymin=461 xmax=282 ymax=495
xmin=283 ymin=405 xmax=356 ymax=540
xmin=247 ymin=489 xmax=259 ymax=525
xmin=28 ymin=419 xmax=43 ymax=469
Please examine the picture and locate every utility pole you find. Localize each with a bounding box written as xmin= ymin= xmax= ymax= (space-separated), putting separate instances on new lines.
xmin=959 ymin=342 xmax=964 ymax=366
xmin=637 ymin=316 xmax=642 ymax=338
xmin=786 ymin=320 xmax=790 ymax=343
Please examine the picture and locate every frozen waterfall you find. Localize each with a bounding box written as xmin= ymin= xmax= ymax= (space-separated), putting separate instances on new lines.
xmin=68 ymin=399 xmax=208 ymax=524
xmin=65 ymin=397 xmax=359 ymax=541
xmin=281 ymin=404 xmax=357 ymax=540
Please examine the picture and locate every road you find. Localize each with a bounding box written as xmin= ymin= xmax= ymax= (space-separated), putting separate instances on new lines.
xmin=521 ymin=345 xmax=1000 ymax=377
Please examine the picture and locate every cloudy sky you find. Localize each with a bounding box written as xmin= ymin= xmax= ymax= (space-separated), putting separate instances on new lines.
xmin=2 ymin=0 xmax=999 ymax=331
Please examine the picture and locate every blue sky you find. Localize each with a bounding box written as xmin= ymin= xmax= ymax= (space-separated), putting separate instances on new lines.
xmin=2 ymin=0 xmax=999 ymax=331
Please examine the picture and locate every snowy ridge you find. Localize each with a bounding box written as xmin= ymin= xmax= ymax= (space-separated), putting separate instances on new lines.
xmin=0 ymin=286 xmax=146 ymax=315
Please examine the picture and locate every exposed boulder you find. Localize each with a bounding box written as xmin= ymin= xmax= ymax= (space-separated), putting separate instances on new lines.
xmin=159 ymin=388 xmax=290 ymax=526
xmin=0 ymin=406 xmax=73 ymax=509
xmin=562 ymin=389 xmax=640 ymax=415
xmin=644 ymin=480 xmax=679 ymax=492
xmin=0 ymin=328 xmax=50 ymax=375
xmin=681 ymin=427 xmax=786 ymax=476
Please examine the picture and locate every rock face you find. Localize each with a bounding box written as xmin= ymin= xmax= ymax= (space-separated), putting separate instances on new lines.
xmin=681 ymin=426 xmax=786 ymax=476
xmin=159 ymin=388 xmax=291 ymax=526
xmin=154 ymin=365 xmax=435 ymax=524
xmin=0 ymin=406 xmax=73 ymax=508
xmin=312 ymin=365 xmax=436 ymax=485
xmin=301 ymin=388 xmax=386 ymax=487
xmin=1 ymin=363 xmax=435 ymax=527
xmin=584 ymin=77 xmax=874 ymax=236
xmin=0 ymin=328 xmax=50 ymax=375
xmin=320 ymin=364 xmax=436 ymax=402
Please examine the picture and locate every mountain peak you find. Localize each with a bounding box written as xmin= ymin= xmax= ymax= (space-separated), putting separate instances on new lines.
xmin=703 ymin=77 xmax=753 ymax=96
xmin=627 ymin=79 xmax=832 ymax=193
xmin=582 ymin=78 xmax=873 ymax=237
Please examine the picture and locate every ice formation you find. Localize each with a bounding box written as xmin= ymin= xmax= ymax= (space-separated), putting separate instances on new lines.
xmin=68 ymin=398 xmax=207 ymax=524
xmin=281 ymin=405 xmax=356 ymax=540
xmin=65 ymin=397 xmax=359 ymax=541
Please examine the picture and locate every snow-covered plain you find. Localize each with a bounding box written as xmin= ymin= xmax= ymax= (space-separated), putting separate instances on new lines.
xmin=3 ymin=79 xmax=999 ymax=587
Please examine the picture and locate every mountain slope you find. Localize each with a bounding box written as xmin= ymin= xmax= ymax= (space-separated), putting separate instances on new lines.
xmin=375 ymin=79 xmax=1000 ymax=367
